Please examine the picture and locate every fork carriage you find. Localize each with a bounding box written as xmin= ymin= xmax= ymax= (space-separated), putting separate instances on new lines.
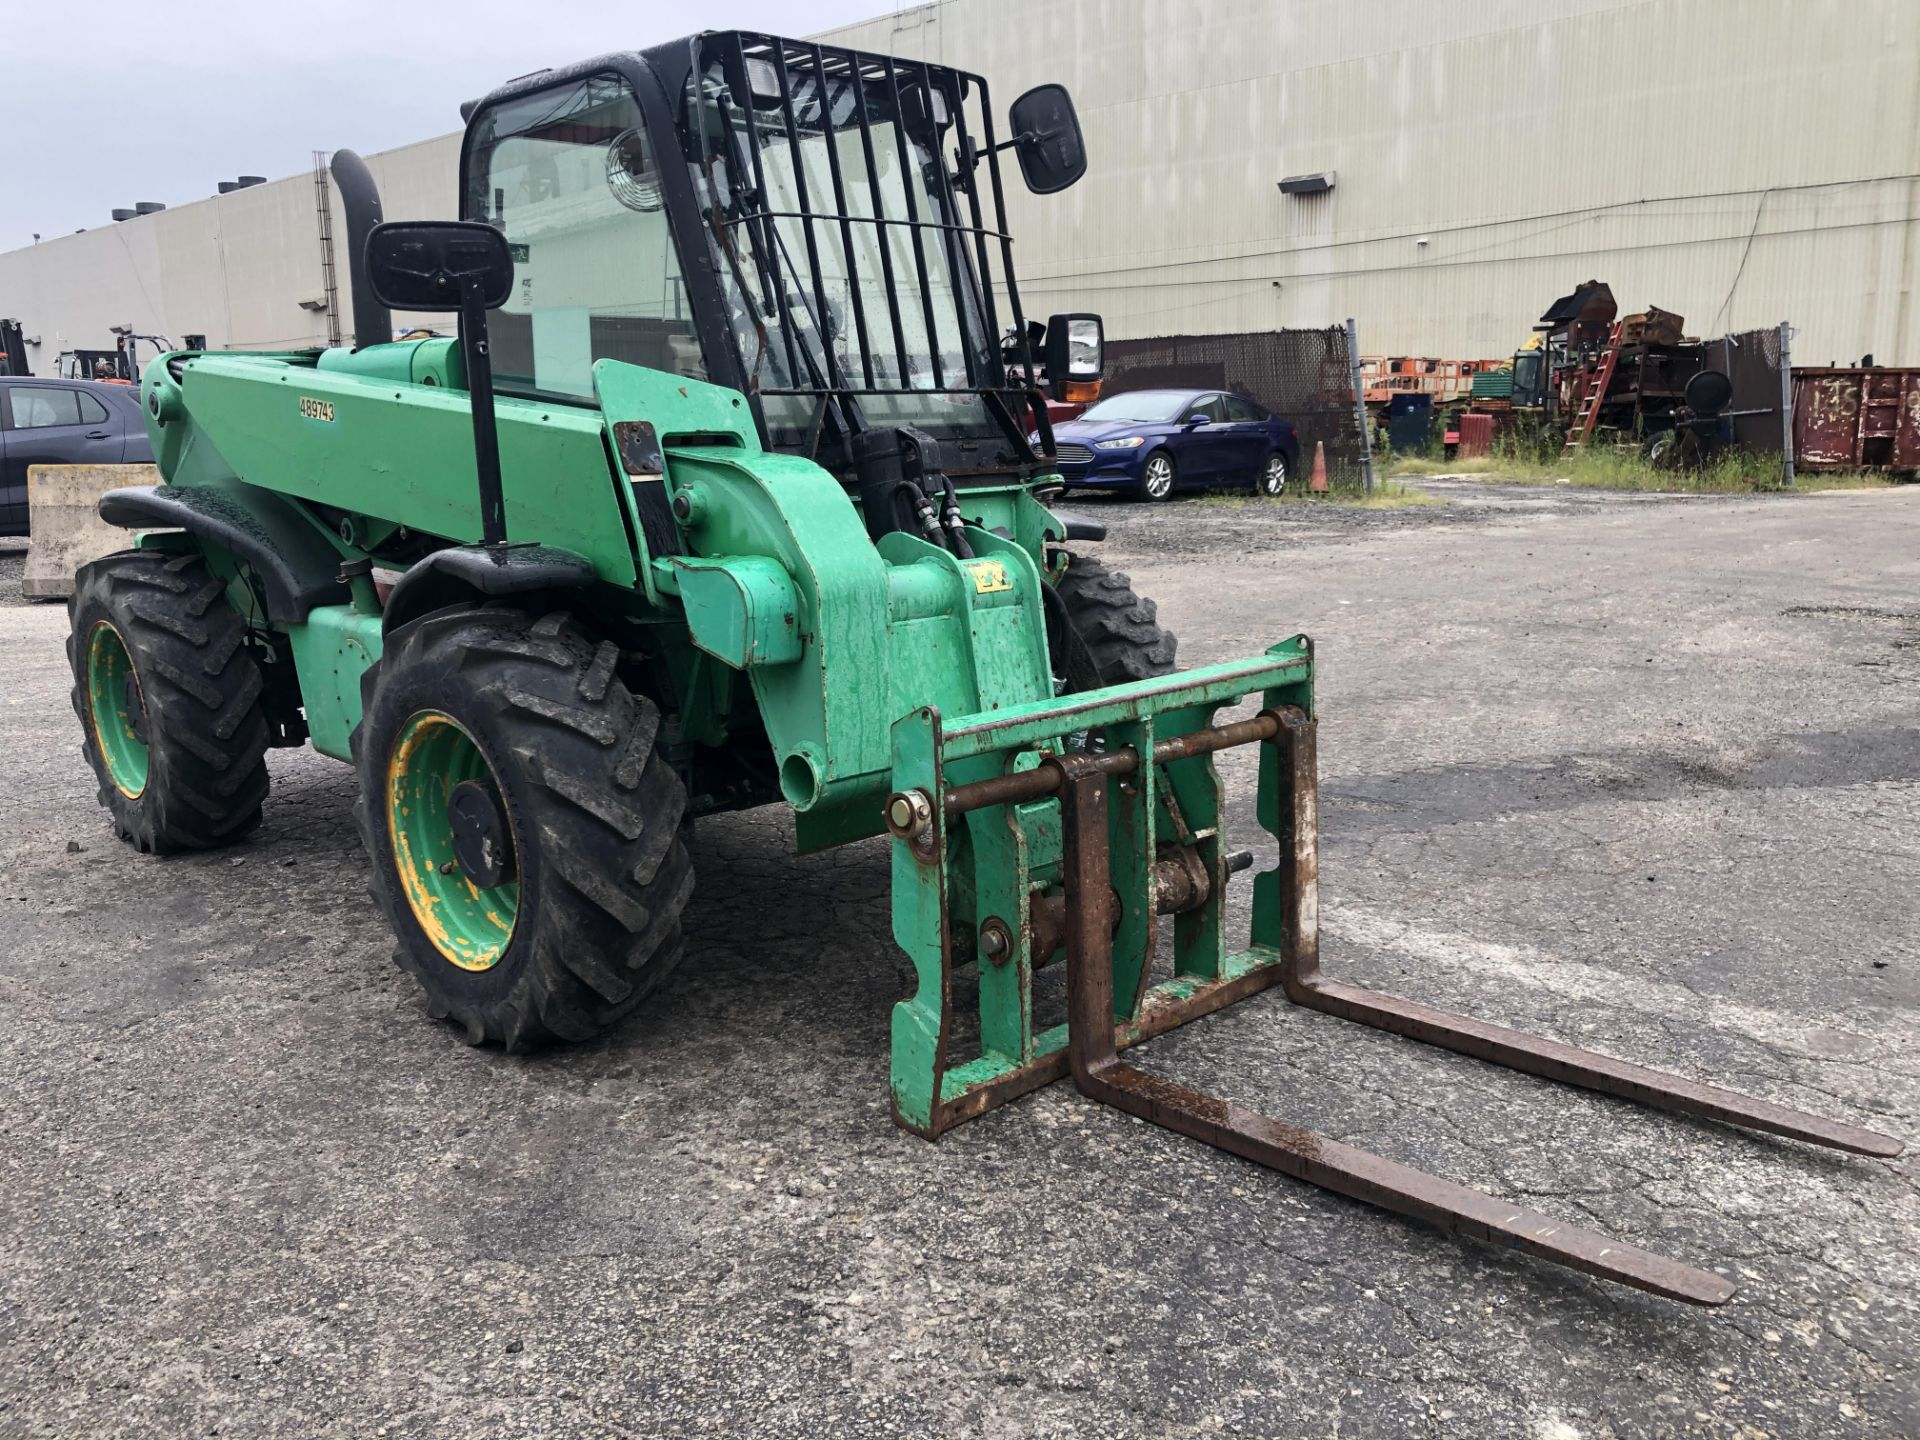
xmin=885 ymin=641 xmax=1900 ymax=1305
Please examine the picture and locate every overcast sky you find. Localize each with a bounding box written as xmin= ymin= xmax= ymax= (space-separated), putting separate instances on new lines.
xmin=3 ymin=0 xmax=900 ymax=250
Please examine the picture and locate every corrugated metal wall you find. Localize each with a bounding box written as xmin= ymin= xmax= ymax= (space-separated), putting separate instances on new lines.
xmin=2 ymin=0 xmax=1914 ymax=368
xmin=828 ymin=0 xmax=1920 ymax=363
xmin=0 ymin=136 xmax=460 ymax=363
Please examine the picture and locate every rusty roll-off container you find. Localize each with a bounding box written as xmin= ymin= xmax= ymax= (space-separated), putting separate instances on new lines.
xmin=1792 ymin=367 xmax=1920 ymax=472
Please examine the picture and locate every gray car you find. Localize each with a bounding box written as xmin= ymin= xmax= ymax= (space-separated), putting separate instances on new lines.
xmin=0 ymin=378 xmax=154 ymax=535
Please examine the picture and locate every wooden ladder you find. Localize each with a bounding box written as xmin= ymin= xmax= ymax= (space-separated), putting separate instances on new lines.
xmin=1562 ymin=321 xmax=1624 ymax=456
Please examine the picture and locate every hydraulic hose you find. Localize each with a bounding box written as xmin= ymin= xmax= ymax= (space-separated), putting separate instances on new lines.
xmin=938 ymin=475 xmax=976 ymax=559
xmin=897 ymin=481 xmax=947 ymax=549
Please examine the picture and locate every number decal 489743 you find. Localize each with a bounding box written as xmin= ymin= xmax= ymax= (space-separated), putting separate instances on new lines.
xmin=299 ymin=396 xmax=335 ymax=423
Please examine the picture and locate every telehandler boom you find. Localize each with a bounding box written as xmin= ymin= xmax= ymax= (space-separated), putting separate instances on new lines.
xmin=68 ymin=31 xmax=1897 ymax=1306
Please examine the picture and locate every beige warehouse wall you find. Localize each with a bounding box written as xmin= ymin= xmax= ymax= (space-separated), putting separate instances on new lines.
xmin=826 ymin=0 xmax=1920 ymax=362
xmin=3 ymin=0 xmax=1916 ymax=368
xmin=0 ymin=133 xmax=463 ymax=365
xmin=2 ymin=220 xmax=165 ymax=364
xmin=351 ymin=135 xmax=467 ymax=342
xmin=3 ymin=174 xmax=334 ymax=358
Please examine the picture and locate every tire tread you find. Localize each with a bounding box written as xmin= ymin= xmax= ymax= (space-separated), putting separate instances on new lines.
xmin=1053 ymin=553 xmax=1179 ymax=688
xmin=354 ymin=606 xmax=693 ymax=1051
xmin=67 ymin=550 xmax=271 ymax=854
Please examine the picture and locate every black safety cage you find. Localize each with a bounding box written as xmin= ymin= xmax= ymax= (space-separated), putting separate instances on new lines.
xmin=460 ymin=32 xmax=1048 ymax=479
xmin=687 ymin=34 xmax=1034 ymax=399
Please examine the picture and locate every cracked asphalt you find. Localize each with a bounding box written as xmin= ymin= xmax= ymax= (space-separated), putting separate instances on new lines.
xmin=1 ymin=479 xmax=1915 ymax=1438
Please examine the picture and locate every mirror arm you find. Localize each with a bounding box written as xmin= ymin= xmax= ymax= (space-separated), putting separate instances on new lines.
xmin=981 ymin=387 xmax=1041 ymax=462
xmin=1024 ymin=388 xmax=1057 ymax=460
xmin=457 ymin=275 xmax=508 ymax=548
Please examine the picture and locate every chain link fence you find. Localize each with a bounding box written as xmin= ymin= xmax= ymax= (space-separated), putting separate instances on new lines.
xmin=1104 ymin=326 xmax=1371 ymax=487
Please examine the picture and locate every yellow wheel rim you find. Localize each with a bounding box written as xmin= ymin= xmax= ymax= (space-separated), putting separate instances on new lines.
xmin=385 ymin=710 xmax=519 ymax=971
xmin=86 ymin=621 xmax=149 ymax=799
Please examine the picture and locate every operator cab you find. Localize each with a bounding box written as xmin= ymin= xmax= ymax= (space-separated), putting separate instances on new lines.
xmin=456 ymin=30 xmax=1099 ymax=491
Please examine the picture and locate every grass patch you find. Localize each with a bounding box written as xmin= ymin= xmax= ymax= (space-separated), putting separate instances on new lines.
xmin=1394 ymin=439 xmax=1896 ymax=494
xmin=1505 ymin=448 xmax=1892 ymax=493
xmin=1193 ymin=480 xmax=1443 ymax=510
xmin=1344 ymin=483 xmax=1446 ymax=509
xmin=1387 ymin=454 xmax=1495 ymax=477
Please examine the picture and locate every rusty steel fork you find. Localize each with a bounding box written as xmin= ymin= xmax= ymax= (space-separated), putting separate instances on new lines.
xmin=1266 ymin=710 xmax=1902 ymax=1162
xmin=1037 ymin=714 xmax=1902 ymax=1306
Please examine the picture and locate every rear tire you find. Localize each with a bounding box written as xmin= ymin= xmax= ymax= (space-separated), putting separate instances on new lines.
xmin=353 ymin=607 xmax=694 ymax=1050
xmin=1258 ymin=451 xmax=1289 ymax=496
xmin=67 ymin=550 xmax=271 ymax=853
xmin=1049 ymin=552 xmax=1178 ymax=693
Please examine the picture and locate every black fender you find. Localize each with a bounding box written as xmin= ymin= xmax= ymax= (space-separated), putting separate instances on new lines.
xmin=98 ymin=483 xmax=350 ymax=623
xmin=1051 ymin=511 xmax=1107 ymax=542
xmin=382 ymin=544 xmax=597 ymax=634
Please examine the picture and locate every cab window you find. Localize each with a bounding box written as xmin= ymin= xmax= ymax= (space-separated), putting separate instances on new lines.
xmin=466 ymin=75 xmax=706 ymax=400
xmin=1223 ymin=394 xmax=1265 ymax=422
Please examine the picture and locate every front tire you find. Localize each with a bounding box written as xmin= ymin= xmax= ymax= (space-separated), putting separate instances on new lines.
xmin=1049 ymin=552 xmax=1178 ymax=692
xmin=67 ymin=550 xmax=271 ymax=853
xmin=1136 ymin=450 xmax=1177 ymax=502
xmin=353 ymin=607 xmax=694 ymax=1050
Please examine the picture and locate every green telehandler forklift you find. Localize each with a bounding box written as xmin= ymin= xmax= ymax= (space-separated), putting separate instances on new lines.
xmin=67 ymin=31 xmax=1896 ymax=1305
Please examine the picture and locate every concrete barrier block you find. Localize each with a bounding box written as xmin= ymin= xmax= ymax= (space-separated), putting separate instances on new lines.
xmin=21 ymin=464 xmax=161 ymax=600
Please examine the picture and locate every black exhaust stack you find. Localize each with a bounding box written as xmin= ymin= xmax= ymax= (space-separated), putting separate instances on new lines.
xmin=330 ymin=150 xmax=392 ymax=347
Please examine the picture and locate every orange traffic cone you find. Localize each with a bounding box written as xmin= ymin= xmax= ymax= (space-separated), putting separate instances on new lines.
xmin=1309 ymin=440 xmax=1329 ymax=493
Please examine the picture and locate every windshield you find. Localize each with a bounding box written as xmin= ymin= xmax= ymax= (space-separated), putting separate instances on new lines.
xmin=687 ymin=39 xmax=1013 ymax=440
xmin=1081 ymin=390 xmax=1191 ymax=424
xmin=467 ymin=75 xmax=706 ymax=400
xmin=1512 ymin=352 xmax=1543 ymax=401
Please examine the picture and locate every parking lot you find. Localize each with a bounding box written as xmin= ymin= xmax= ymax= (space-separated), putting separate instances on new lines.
xmin=1 ymin=479 xmax=1915 ymax=1438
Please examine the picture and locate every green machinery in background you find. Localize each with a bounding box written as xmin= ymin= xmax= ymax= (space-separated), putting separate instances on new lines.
xmin=68 ymin=31 xmax=1898 ymax=1306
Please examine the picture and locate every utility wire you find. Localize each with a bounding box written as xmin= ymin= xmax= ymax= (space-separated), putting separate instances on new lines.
xmin=1020 ymin=214 xmax=1920 ymax=294
xmin=1019 ymin=171 xmax=1920 ymax=287
xmin=1709 ymin=188 xmax=1772 ymax=335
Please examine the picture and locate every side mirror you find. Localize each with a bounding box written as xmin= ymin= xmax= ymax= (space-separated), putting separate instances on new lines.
xmin=365 ymin=221 xmax=514 ymax=312
xmin=1043 ymin=312 xmax=1102 ymax=400
xmin=365 ymin=220 xmax=515 ymax=548
xmin=1185 ymin=412 xmax=1212 ymax=427
xmin=1007 ymin=84 xmax=1087 ymax=194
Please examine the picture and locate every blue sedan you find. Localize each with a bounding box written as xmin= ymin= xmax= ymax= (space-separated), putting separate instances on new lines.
xmin=1045 ymin=388 xmax=1300 ymax=501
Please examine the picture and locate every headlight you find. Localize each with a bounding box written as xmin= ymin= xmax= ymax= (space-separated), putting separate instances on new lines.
xmin=1093 ymin=435 xmax=1146 ymax=449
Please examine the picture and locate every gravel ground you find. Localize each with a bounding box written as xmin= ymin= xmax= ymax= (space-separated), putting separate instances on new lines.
xmin=0 ymin=483 xmax=1915 ymax=1438
xmin=0 ymin=541 xmax=26 ymax=608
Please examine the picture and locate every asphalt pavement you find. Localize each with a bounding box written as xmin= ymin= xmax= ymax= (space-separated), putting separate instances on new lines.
xmin=0 ymin=481 xmax=1914 ymax=1438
